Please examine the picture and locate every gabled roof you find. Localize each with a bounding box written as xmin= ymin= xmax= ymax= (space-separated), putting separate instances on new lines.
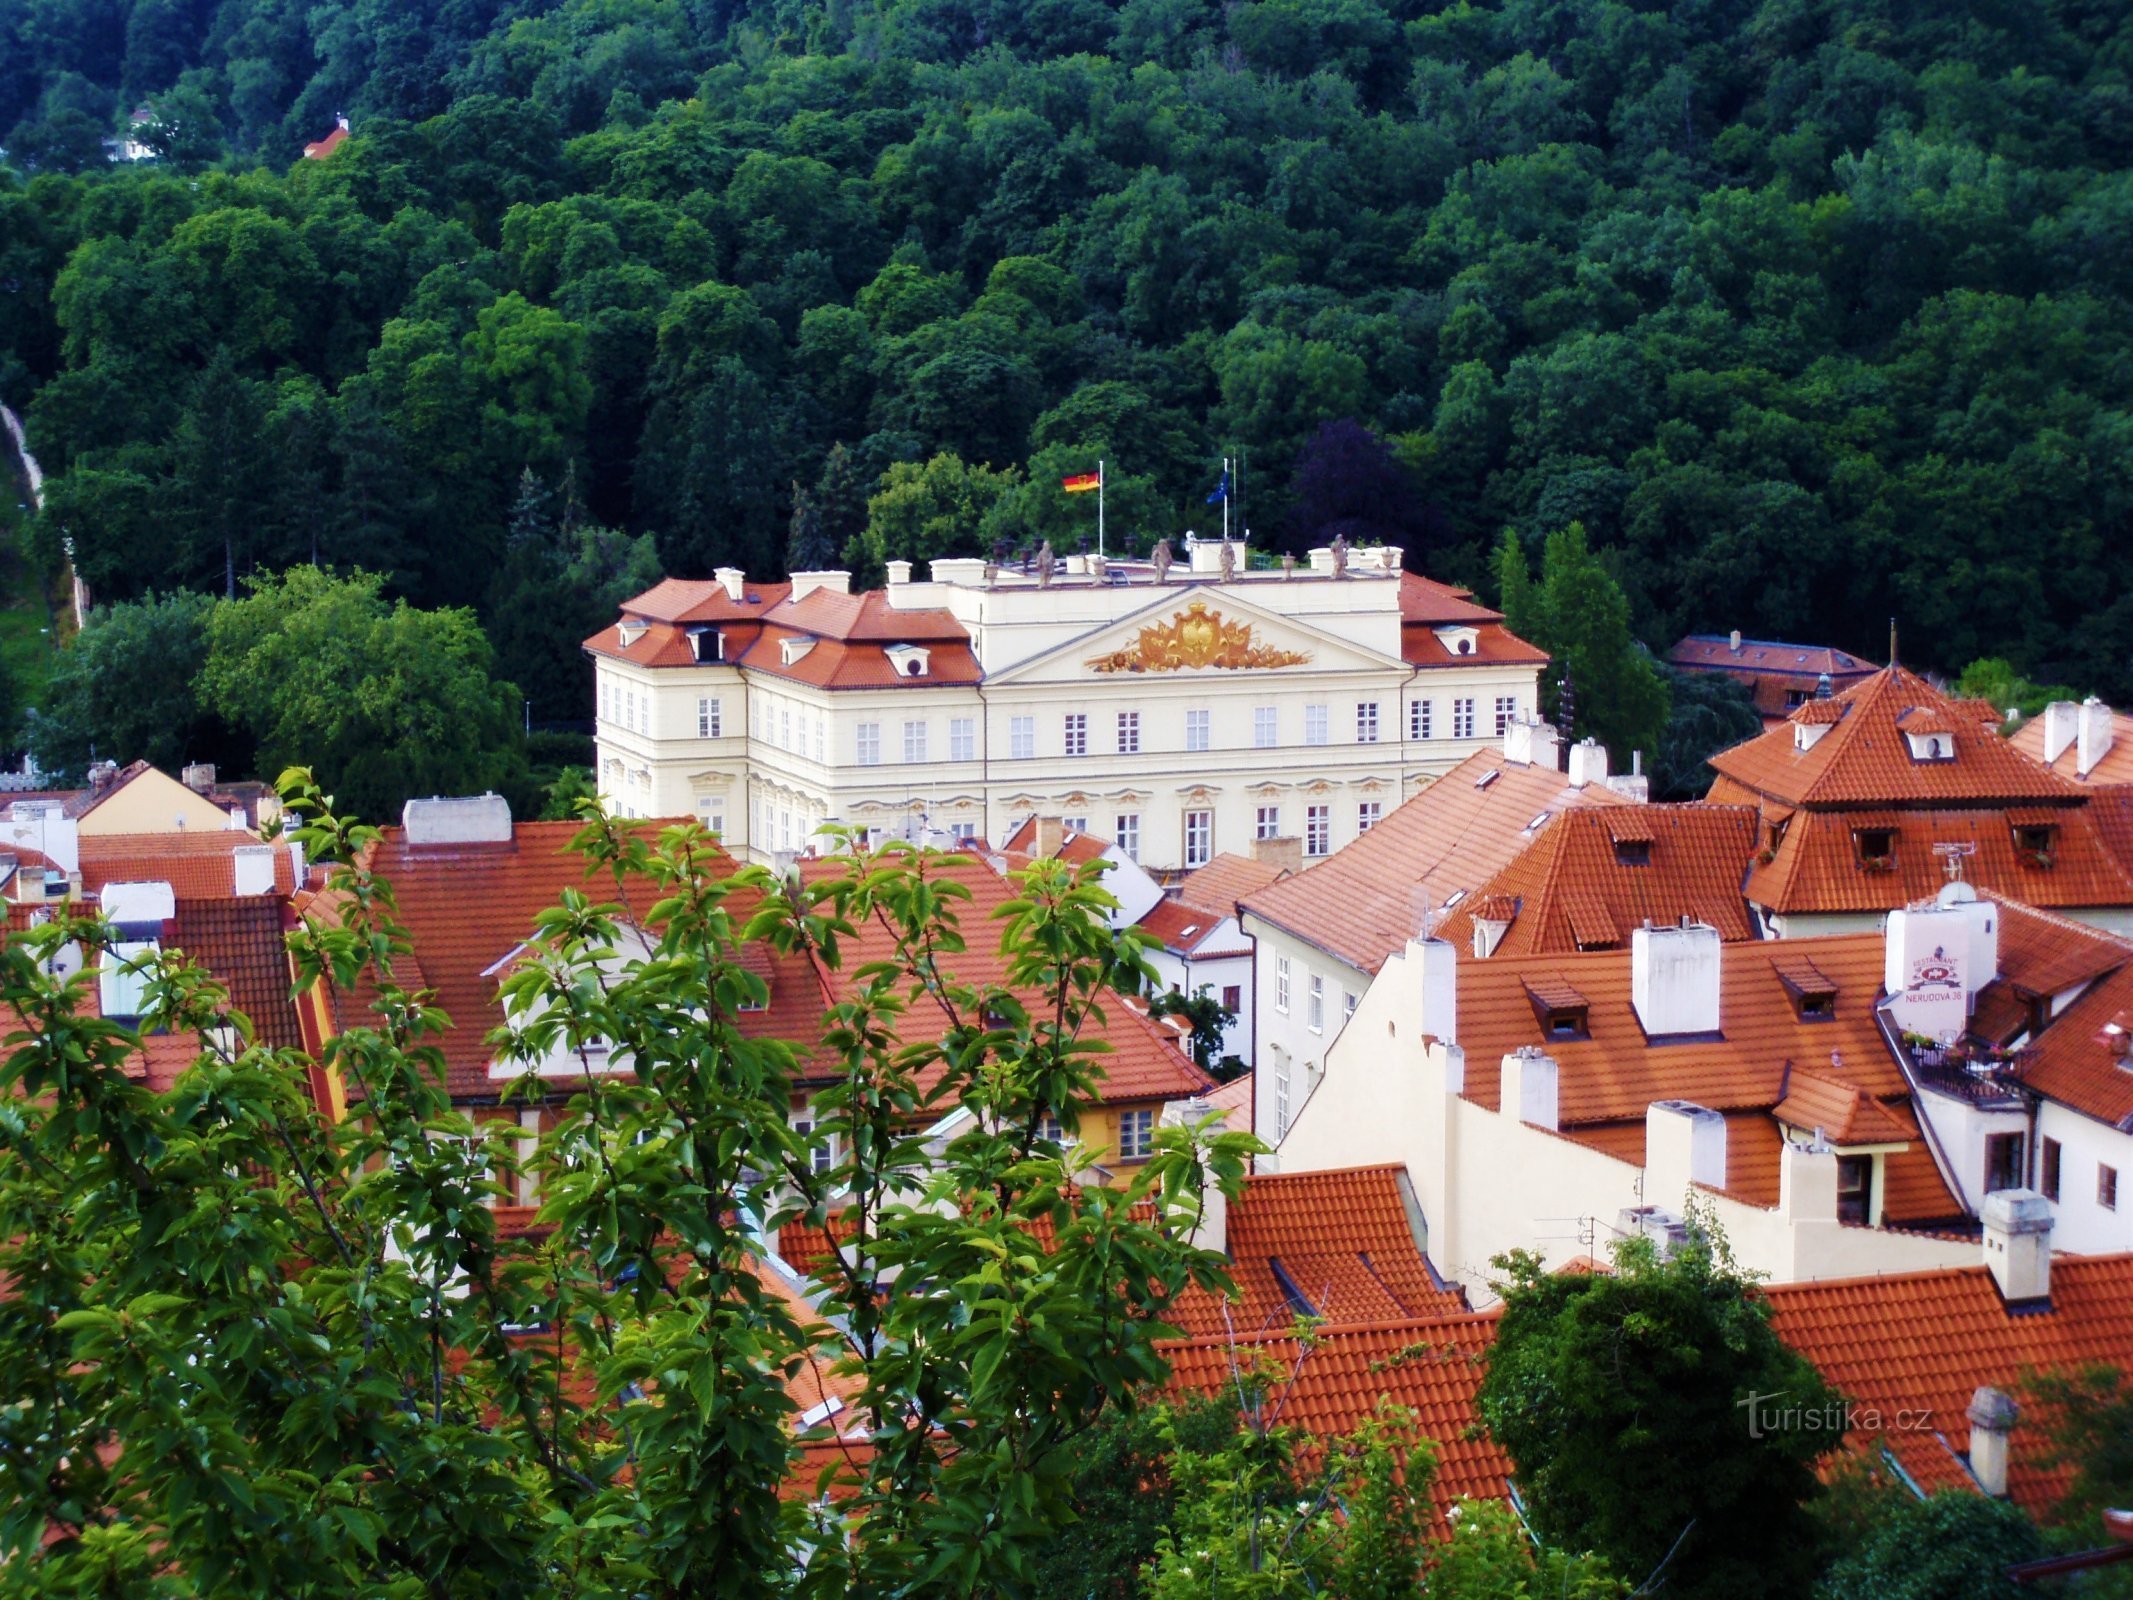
xmin=1764 ymin=1254 xmax=2133 ymax=1512
xmin=1772 ymin=1064 xmax=1917 ymax=1146
xmin=1169 ymin=1165 xmax=1464 ymax=1338
xmin=1709 ymin=666 xmax=2074 ymax=809
xmin=1136 ymin=897 xmax=1247 ymax=959
xmin=1239 ymin=747 xmax=1631 ymax=976
xmin=619 ymin=577 xmax=791 ymax=625
xmin=999 ymin=817 xmax=1109 ymax=865
xmin=170 ymin=898 xmax=305 ymax=1049
xmin=1436 ymin=805 xmax=1759 ymax=957
xmin=1668 ymin=635 xmax=1878 ymax=721
xmin=1394 ymin=574 xmax=1549 ymax=670
xmin=2011 ymin=960 xmax=2133 ymax=1128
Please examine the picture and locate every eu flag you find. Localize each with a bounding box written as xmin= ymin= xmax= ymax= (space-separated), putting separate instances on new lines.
xmin=1205 ymin=471 xmax=1228 ymax=504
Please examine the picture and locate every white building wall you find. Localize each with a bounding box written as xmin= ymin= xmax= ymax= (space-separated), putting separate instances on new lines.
xmin=1247 ymin=920 xmax=1375 ymax=1161
xmin=2035 ymin=1102 xmax=2133 ymax=1254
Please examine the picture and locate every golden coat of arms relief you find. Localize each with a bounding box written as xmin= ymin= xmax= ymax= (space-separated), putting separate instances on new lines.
xmin=1085 ymin=601 xmax=1312 ymax=673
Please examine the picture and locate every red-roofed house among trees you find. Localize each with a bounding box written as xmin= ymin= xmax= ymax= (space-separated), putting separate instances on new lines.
xmin=1667 ymin=631 xmax=1877 ymax=726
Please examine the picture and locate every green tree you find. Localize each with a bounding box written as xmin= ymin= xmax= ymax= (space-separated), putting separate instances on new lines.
xmin=1148 ymin=986 xmax=1237 ymax=1076
xmin=786 ymin=478 xmax=831 ymax=573
xmin=853 ymin=452 xmax=1022 ymax=584
xmin=1819 ymin=1493 xmax=2044 ymax=1600
xmin=1478 ymin=1227 xmax=1841 ymax=1599
xmin=29 ymin=589 xmax=227 ymax=782
xmin=1495 ymin=524 xmax=1670 ymax=770
xmin=197 ymin=566 xmax=528 ymax=820
xmin=0 ymin=793 xmax=1251 ymax=1592
xmin=1955 ymin=658 xmax=2080 ymax=725
xmin=1653 ymin=667 xmax=1766 ymax=800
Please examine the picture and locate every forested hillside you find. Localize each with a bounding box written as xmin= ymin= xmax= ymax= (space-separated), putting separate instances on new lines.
xmin=2 ymin=0 xmax=2131 ymax=735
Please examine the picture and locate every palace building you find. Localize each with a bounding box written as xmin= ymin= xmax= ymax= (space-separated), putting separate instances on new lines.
xmin=585 ymin=540 xmax=1547 ymax=873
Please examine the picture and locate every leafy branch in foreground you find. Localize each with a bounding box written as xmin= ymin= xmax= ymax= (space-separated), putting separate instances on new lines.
xmin=0 ymin=777 xmax=1253 ymax=1596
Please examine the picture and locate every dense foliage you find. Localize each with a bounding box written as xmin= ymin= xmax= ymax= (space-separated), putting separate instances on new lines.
xmin=1817 ymin=1492 xmax=2043 ymax=1600
xmin=1478 ymin=1229 xmax=1843 ymax=1599
xmin=2 ymin=0 xmax=2131 ymax=720
xmin=0 ymin=789 xmax=1256 ymax=1592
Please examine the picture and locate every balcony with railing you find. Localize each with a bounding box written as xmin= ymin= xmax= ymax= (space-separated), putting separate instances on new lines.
xmin=1903 ymin=1036 xmax=2034 ymax=1108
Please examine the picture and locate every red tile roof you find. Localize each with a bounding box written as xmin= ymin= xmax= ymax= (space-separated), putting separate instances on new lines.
xmin=79 ymin=831 xmax=298 ymax=900
xmin=1137 ymin=896 xmax=1247 ymax=959
xmin=1452 ymin=934 xmax=1905 ymax=1125
xmin=1161 ymin=1312 xmax=1511 ymax=1521
xmin=1169 ymin=1165 xmax=1465 ymax=1338
xmin=169 ymin=898 xmax=305 ymax=1049
xmin=999 ymin=818 xmax=1109 ymax=864
xmin=1735 ymin=805 xmax=2133 ymax=917
xmin=1239 ymin=748 xmax=1630 ymax=975
xmin=1763 ymin=1254 xmax=2133 ymax=1512
xmin=2011 ymin=961 xmax=2133 ymax=1127
xmin=619 ymin=577 xmax=792 ymax=624
xmin=1436 ymin=805 xmax=1758 ymax=957
xmin=322 ymin=826 xmax=1205 ymax=1108
xmin=2011 ymin=709 xmax=2133 ymax=787
xmin=1772 ymin=1064 xmax=1917 ymax=1146
xmin=1175 ymin=853 xmax=1289 ymax=918
xmin=1710 ymin=666 xmax=2074 ymax=808
xmin=1403 ymin=621 xmax=1549 ymax=671
xmin=1668 ymin=635 xmax=1878 ymax=721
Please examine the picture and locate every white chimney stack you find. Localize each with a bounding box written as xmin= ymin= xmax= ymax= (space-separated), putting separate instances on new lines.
xmin=885 ymin=560 xmax=913 ymax=586
xmin=1413 ymin=935 xmax=1457 ymax=1043
xmin=1885 ymin=889 xmax=1999 ymax=1042
xmin=2042 ymin=700 xmax=2081 ymax=765
xmin=1729 ymin=629 xmax=1742 ymax=653
xmin=787 ymin=570 xmax=851 ymax=601
xmin=1646 ymin=1099 xmax=1727 ymax=1193
xmin=1630 ymin=923 xmax=1722 ymax=1038
xmin=232 ymin=845 xmax=278 ymax=897
xmin=1967 ymin=1386 xmax=2019 ymax=1498
xmin=1982 ymin=1189 xmax=2052 ymax=1306
xmin=1507 ymin=1047 xmax=1558 ymax=1132
xmin=1502 ymin=717 xmax=1560 ymax=770
xmin=714 ymin=566 xmax=746 ymax=602
xmin=2078 ymin=698 xmax=2116 ymax=779
xmin=1162 ymin=1098 xmax=1227 ymax=1254
xmin=1566 ymin=738 xmax=1610 ymax=789
xmin=402 ymin=794 xmax=514 ymax=846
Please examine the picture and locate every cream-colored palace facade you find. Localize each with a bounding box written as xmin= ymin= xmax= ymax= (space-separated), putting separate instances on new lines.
xmin=587 ymin=541 xmax=1548 ymax=874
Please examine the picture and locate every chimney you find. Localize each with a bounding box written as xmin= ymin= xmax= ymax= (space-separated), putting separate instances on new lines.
xmin=1967 ymin=1387 xmax=2019 ymax=1498
xmin=788 ymin=570 xmax=851 ymax=602
xmin=1566 ymin=738 xmax=1609 ymax=788
xmin=181 ymin=762 xmax=217 ymax=794
xmin=2078 ymin=698 xmax=2116 ymax=779
xmin=1506 ymin=1046 xmax=1558 ymax=1131
xmin=713 ymin=566 xmax=745 ymax=602
xmin=288 ymin=838 xmax=308 ymax=890
xmin=1412 ymin=935 xmax=1457 ymax=1043
xmin=2042 ymin=701 xmax=2081 ymax=765
xmin=885 ymin=560 xmax=913 ymax=586
xmin=1162 ymin=1098 xmax=1226 ymax=1253
xmin=232 ymin=845 xmax=278 ymax=897
xmin=1032 ymin=817 xmax=1065 ymax=859
xmin=1815 ymin=672 xmax=1833 ymax=700
xmin=1729 ymin=629 xmax=1742 ymax=654
xmin=402 ymin=793 xmax=514 ymax=846
xmin=1502 ymin=717 xmax=1560 ymax=769
xmin=1779 ymin=1139 xmax=1839 ymax=1222
xmin=1646 ymin=1099 xmax=1727 ymax=1193
xmin=1630 ymin=923 xmax=1722 ymax=1038
xmin=1981 ymin=1188 xmax=2052 ymax=1307
xmin=1249 ymin=834 xmax=1303 ymax=874
xmin=88 ymin=760 xmax=120 ymax=795
xmin=1885 ymin=891 xmax=1998 ymax=1040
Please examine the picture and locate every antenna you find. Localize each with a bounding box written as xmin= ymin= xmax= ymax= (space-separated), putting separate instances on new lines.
xmin=1932 ymin=840 xmax=1976 ymax=883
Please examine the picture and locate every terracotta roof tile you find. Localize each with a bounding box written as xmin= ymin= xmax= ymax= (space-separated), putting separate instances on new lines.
xmin=1773 ymin=1065 xmax=1916 ymax=1146
xmin=1396 ymin=572 xmax=1500 ymax=626
xmin=1740 ymin=806 xmax=2133 ymax=916
xmin=1240 ymin=749 xmax=1630 ymax=975
xmin=1453 ymin=934 xmax=1903 ymax=1125
xmin=1710 ymin=666 xmax=2074 ymax=808
xmin=733 ymin=624 xmax=983 ymax=689
xmin=619 ymin=577 xmax=791 ymax=624
xmin=1436 ymin=805 xmax=1757 ymax=958
xmin=999 ymin=818 xmax=1109 ymax=864
xmin=1403 ymin=620 xmax=1549 ymax=670
xmin=1161 ymin=1313 xmax=1510 ymax=1522
xmin=1763 ymin=1254 xmax=2133 ymax=1514
xmin=79 ymin=831 xmax=297 ymax=900
xmin=1175 ymin=853 xmax=1288 ymax=918
xmin=169 ymin=898 xmax=305 ymax=1049
xmin=1666 ymin=635 xmax=1878 ymax=721
xmin=2013 ymin=963 xmax=2133 ymax=1127
xmin=1137 ymin=896 xmax=1242 ymax=958
xmin=1169 ymin=1165 xmax=1465 ymax=1338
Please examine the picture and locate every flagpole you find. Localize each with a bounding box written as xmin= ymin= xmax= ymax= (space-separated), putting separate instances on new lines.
xmin=1097 ymin=458 xmax=1105 ymax=558
xmin=1222 ymin=456 xmax=1230 ymax=544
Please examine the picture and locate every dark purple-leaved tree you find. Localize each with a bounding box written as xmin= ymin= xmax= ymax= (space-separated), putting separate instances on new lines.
xmin=1284 ymin=418 xmax=1447 ymax=563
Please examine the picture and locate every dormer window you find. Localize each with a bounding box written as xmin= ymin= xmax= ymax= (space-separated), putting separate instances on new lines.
xmin=617 ymin=620 xmax=648 ymax=648
xmin=780 ymin=637 xmax=815 ymax=667
xmin=1525 ymin=980 xmax=1590 ymax=1041
xmin=1795 ymin=721 xmax=1830 ymax=752
xmin=1854 ymin=827 xmax=1896 ymax=871
xmin=1905 ymin=730 xmax=1954 ymax=761
xmin=1433 ymin=625 xmax=1479 ymax=657
xmin=686 ymin=626 xmax=723 ymax=663
xmin=885 ymin=644 xmax=931 ymax=678
xmin=2013 ymin=819 xmax=2057 ymax=868
xmin=1613 ymin=838 xmax=1651 ymax=867
xmin=1775 ymin=956 xmax=1838 ymax=1023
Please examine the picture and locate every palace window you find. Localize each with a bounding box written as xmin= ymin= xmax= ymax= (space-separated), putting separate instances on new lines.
xmin=1410 ymin=699 xmax=1432 ymax=740
xmin=1357 ymin=801 xmax=1382 ymax=833
xmin=1356 ymin=702 xmax=1380 ymax=743
xmin=1010 ymin=716 xmax=1034 ymax=759
xmin=697 ymin=697 xmax=721 ymax=738
xmin=902 ymin=721 xmax=928 ymax=763
xmin=1256 ymin=805 xmax=1281 ymax=840
xmin=1186 ymin=709 xmax=1211 ymax=752
xmin=1254 ymin=705 xmax=1278 ymax=748
xmin=1183 ymin=808 xmax=1212 ymax=867
xmin=1452 ymin=698 xmax=1476 ymax=739
xmin=1304 ymin=705 xmax=1328 ymax=746
xmin=950 ymin=717 xmax=975 ymax=762
xmin=1305 ymin=804 xmax=1330 ymax=857
xmin=1495 ymin=696 xmax=1519 ymax=736
xmin=1307 ymin=974 xmax=1325 ymax=1034
xmin=1118 ymin=711 xmax=1141 ymax=754
xmin=1275 ymin=955 xmax=1291 ymax=1013
xmin=856 ymin=722 xmax=881 ymax=766
xmin=1115 ymin=814 xmax=1140 ymax=860
xmin=1064 ymin=713 xmax=1088 ymax=757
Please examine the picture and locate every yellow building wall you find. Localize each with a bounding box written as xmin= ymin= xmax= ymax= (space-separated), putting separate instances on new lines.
xmin=79 ymin=769 xmax=238 ymax=837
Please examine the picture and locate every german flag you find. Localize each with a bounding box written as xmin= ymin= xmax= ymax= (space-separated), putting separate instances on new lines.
xmin=1061 ymin=471 xmax=1101 ymax=493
